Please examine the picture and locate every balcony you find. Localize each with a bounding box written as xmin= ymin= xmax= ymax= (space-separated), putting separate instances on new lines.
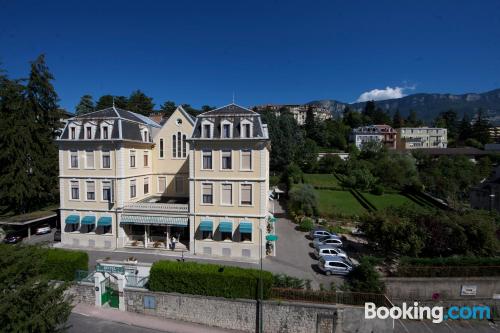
xmin=124 ymin=196 xmax=189 ymax=214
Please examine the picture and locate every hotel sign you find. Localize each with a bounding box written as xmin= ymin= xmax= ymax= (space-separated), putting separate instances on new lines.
xmin=96 ymin=263 xmax=125 ymax=275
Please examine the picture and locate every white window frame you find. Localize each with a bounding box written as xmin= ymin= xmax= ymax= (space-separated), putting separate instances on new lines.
xmin=221 ymin=120 xmax=233 ymax=139
xmin=101 ymin=124 xmax=111 ymax=140
xmin=70 ymin=126 xmax=77 ymax=140
xmin=159 ymin=138 xmax=164 ymax=159
xmin=101 ymin=150 xmax=111 ymax=169
xmin=144 ymin=177 xmax=150 ymax=195
xmin=101 ymin=180 xmax=112 ymax=202
xmin=220 ymin=182 xmax=233 ymax=206
xmin=201 ymin=150 xmax=213 ymax=170
xmin=239 ymin=182 xmax=254 ymax=207
xmin=240 ymin=119 xmax=253 ymax=138
xmin=143 ymin=129 xmax=149 ymax=142
xmin=143 ymin=150 xmax=149 ymax=167
xmin=201 ymin=181 xmax=214 ymax=205
xmin=130 ymin=179 xmax=137 ymax=199
xmin=201 ymin=120 xmax=214 ymax=139
xmin=239 ymin=149 xmax=252 ymax=171
xmin=85 ymin=180 xmax=96 ymax=201
xmin=157 ymin=176 xmax=167 ymax=194
xmin=130 ymin=150 xmax=136 ymax=168
xmin=175 ymin=176 xmax=184 ymax=194
xmin=69 ymin=150 xmax=79 ymax=169
xmin=69 ymin=180 xmax=80 ymax=201
xmin=84 ymin=150 xmax=95 ymax=169
xmin=220 ymin=149 xmax=233 ymax=171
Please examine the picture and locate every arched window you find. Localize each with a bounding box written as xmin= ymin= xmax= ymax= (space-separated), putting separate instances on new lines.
xmin=182 ymin=134 xmax=187 ymax=157
xmin=177 ymin=132 xmax=181 ymax=158
xmin=159 ymin=138 xmax=164 ymax=158
xmin=172 ymin=134 xmax=177 ymax=158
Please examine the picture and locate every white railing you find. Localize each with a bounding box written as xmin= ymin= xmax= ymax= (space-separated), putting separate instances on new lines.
xmin=124 ymin=202 xmax=189 ymax=212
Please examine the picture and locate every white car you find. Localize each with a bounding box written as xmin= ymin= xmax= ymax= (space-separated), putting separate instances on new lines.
xmin=35 ymin=225 xmax=51 ymax=235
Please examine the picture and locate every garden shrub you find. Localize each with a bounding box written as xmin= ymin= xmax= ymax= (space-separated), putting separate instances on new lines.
xmin=273 ymin=274 xmax=305 ymax=289
xmin=298 ymin=217 xmax=314 ymax=232
xmin=148 ymin=261 xmax=273 ymax=299
xmin=347 ymin=256 xmax=385 ymax=293
xmin=44 ymin=248 xmax=89 ymax=281
xmin=371 ymin=184 xmax=384 ymax=195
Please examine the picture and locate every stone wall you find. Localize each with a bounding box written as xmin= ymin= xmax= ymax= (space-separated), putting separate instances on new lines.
xmin=125 ymin=288 xmax=393 ymax=333
xmin=67 ymin=282 xmax=95 ymax=306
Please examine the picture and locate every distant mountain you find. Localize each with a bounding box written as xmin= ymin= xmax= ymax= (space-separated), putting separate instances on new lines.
xmin=308 ymin=89 xmax=500 ymax=124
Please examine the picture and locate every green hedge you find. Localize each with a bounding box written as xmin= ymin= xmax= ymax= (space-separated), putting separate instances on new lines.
xmin=43 ymin=249 xmax=89 ymax=281
xmin=148 ymin=261 xmax=273 ymax=299
xmin=396 ymin=256 xmax=500 ymax=277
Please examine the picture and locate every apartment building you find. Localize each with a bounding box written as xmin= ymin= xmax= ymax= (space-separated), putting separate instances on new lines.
xmin=254 ymin=104 xmax=332 ymax=125
xmin=351 ymin=124 xmax=397 ymax=149
xmin=396 ymin=127 xmax=447 ymax=149
xmin=57 ymin=104 xmax=272 ymax=260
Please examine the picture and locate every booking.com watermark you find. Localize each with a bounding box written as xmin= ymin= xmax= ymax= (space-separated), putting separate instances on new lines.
xmin=365 ymin=302 xmax=491 ymax=323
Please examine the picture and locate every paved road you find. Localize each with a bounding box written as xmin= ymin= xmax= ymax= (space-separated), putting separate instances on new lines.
xmin=68 ymin=313 xmax=163 ymax=333
xmin=394 ymin=319 xmax=500 ymax=332
xmin=22 ymin=229 xmax=55 ymax=245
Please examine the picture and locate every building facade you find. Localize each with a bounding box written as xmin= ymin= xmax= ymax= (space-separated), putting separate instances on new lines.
xmin=351 ymin=124 xmax=397 ymax=149
xmin=254 ymin=104 xmax=332 ymax=125
xmin=396 ymin=127 xmax=447 ymax=149
xmin=57 ymin=104 xmax=272 ymax=260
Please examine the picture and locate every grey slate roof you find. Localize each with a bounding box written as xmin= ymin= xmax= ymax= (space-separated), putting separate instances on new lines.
xmin=190 ymin=103 xmax=268 ymax=140
xmin=58 ymin=106 xmax=159 ymax=142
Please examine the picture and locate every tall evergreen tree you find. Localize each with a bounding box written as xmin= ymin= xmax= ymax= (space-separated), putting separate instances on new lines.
xmin=127 ymin=90 xmax=154 ymax=116
xmin=434 ymin=109 xmax=458 ymax=142
xmin=304 ymin=105 xmax=317 ymax=140
xmin=95 ymin=94 xmax=114 ymax=110
xmin=458 ymin=113 xmax=473 ymax=143
xmin=75 ymin=94 xmax=95 ymax=115
xmin=114 ymin=95 xmax=128 ymax=108
xmin=472 ymin=109 xmax=491 ymax=144
xmin=405 ymin=109 xmax=422 ymax=127
xmin=392 ymin=109 xmax=404 ymax=128
xmin=201 ymin=105 xmax=216 ymax=112
xmin=160 ymin=100 xmax=177 ymax=115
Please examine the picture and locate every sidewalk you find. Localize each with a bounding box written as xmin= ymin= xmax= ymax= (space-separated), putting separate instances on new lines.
xmin=72 ymin=304 xmax=243 ymax=333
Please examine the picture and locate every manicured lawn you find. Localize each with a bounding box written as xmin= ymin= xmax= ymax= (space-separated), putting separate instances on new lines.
xmin=362 ymin=192 xmax=415 ymax=210
xmin=304 ymin=174 xmax=341 ymax=189
xmin=316 ymin=189 xmax=366 ymax=217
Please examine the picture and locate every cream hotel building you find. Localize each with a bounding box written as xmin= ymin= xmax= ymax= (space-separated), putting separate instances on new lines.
xmin=57 ymin=104 xmax=273 ymax=259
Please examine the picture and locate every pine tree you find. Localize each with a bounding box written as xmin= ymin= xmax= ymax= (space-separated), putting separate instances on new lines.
xmin=26 ymin=55 xmax=60 ymax=211
xmin=472 ymin=109 xmax=491 ymax=144
xmin=392 ymin=109 xmax=404 ymax=128
xmin=160 ymin=100 xmax=177 ymax=115
xmin=458 ymin=114 xmax=473 ymax=143
xmin=304 ymin=105 xmax=317 ymax=140
xmin=95 ymin=95 xmax=114 ymax=110
xmin=127 ymin=90 xmax=154 ymax=115
xmin=75 ymin=94 xmax=95 ymax=115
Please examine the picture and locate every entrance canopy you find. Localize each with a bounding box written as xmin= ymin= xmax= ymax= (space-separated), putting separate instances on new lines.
xmin=120 ymin=214 xmax=188 ymax=226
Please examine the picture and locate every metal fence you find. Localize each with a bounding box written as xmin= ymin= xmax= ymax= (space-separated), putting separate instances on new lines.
xmin=269 ymin=288 xmax=390 ymax=307
xmin=395 ymin=266 xmax=500 ymax=278
xmin=75 ymin=270 xmax=95 ymax=283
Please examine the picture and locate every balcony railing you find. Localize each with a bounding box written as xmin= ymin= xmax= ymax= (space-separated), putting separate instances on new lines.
xmin=123 ymin=202 xmax=188 ymax=213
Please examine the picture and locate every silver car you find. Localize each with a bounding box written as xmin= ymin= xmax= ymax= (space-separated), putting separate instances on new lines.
xmin=313 ymin=245 xmax=347 ymax=259
xmin=313 ymin=235 xmax=343 ymax=249
xmin=309 ymin=228 xmax=337 ymax=240
xmin=318 ymin=256 xmax=353 ymax=276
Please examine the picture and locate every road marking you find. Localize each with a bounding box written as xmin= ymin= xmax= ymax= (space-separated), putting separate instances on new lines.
xmin=444 ymin=321 xmax=457 ymax=333
xmin=421 ymin=320 xmax=433 ymax=333
xmin=397 ymin=320 xmax=410 ymax=333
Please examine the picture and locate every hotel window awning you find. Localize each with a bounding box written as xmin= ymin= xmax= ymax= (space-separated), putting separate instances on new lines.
xmin=81 ymin=216 xmax=96 ymax=225
xmin=120 ymin=214 xmax=188 ymax=226
xmin=219 ymin=221 xmax=233 ymax=233
xmin=97 ymin=216 xmax=112 ymax=226
xmin=239 ymin=222 xmax=252 ymax=234
xmin=199 ymin=220 xmax=213 ymax=232
xmin=65 ymin=215 xmax=80 ymax=225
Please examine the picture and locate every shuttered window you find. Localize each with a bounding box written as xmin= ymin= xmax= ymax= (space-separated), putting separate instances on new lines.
xmin=202 ymin=183 xmax=213 ymax=204
xmin=221 ymin=184 xmax=232 ymax=205
xmin=241 ymin=150 xmax=252 ymax=170
xmin=158 ymin=177 xmax=166 ymax=193
xmin=241 ymin=184 xmax=252 ymax=205
xmin=85 ymin=150 xmax=94 ymax=168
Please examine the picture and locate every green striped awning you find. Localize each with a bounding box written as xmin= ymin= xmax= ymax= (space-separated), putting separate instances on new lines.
xmin=199 ymin=220 xmax=213 ymax=232
xmin=81 ymin=216 xmax=96 ymax=225
xmin=120 ymin=214 xmax=188 ymax=226
xmin=239 ymin=222 xmax=252 ymax=234
xmin=219 ymin=221 xmax=233 ymax=233
xmin=97 ymin=216 xmax=112 ymax=226
xmin=65 ymin=215 xmax=80 ymax=225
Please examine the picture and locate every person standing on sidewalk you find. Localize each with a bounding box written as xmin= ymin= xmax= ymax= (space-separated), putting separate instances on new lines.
xmin=171 ymin=236 xmax=177 ymax=251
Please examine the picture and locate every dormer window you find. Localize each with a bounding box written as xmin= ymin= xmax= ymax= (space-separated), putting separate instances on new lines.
xmin=70 ymin=127 xmax=76 ymax=139
xmin=143 ymin=130 xmax=148 ymax=142
xmin=86 ymin=127 xmax=92 ymax=139
xmin=103 ymin=127 xmax=109 ymax=139
xmin=242 ymin=123 xmax=251 ymax=138
xmin=203 ymin=124 xmax=211 ymax=138
xmin=222 ymin=124 xmax=231 ymax=138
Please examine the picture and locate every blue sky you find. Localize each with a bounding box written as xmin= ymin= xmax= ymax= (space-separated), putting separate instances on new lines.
xmin=1 ymin=0 xmax=500 ymax=112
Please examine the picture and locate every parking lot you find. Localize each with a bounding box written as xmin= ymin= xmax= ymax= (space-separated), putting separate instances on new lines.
xmin=264 ymin=211 xmax=346 ymax=289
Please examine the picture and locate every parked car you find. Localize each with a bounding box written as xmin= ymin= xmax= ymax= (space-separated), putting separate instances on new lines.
xmin=317 ymin=256 xmax=353 ymax=276
xmin=313 ymin=245 xmax=348 ymax=259
xmin=53 ymin=229 xmax=61 ymax=242
xmin=35 ymin=224 xmax=51 ymax=235
xmin=309 ymin=228 xmax=337 ymax=240
xmin=313 ymin=235 xmax=343 ymax=249
xmin=3 ymin=234 xmax=22 ymax=244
